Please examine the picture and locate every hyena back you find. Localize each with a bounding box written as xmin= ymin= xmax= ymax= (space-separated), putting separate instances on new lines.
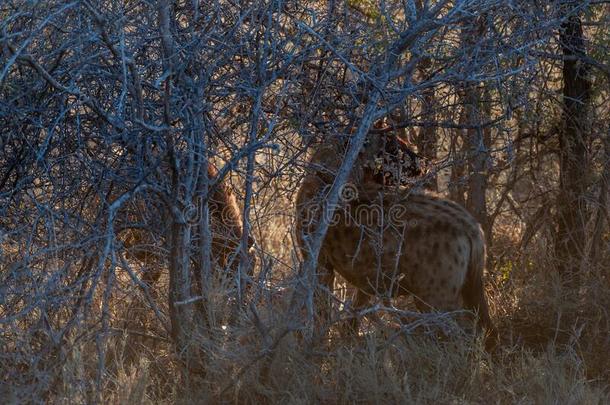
xmin=323 ymin=189 xmax=492 ymax=328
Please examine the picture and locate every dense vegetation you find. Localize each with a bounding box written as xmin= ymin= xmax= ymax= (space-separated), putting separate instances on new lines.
xmin=1 ymin=1 xmax=608 ymax=403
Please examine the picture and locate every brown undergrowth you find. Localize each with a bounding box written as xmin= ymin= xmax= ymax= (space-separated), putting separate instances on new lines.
xmin=1 ymin=210 xmax=609 ymax=405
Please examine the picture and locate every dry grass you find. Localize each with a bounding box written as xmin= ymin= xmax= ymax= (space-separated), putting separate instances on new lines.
xmin=3 ymin=252 xmax=608 ymax=404
xmin=1 ymin=192 xmax=609 ymax=404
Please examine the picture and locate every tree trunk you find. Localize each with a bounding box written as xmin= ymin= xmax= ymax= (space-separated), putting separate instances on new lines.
xmin=465 ymin=85 xmax=492 ymax=249
xmin=459 ymin=16 xmax=491 ymax=247
xmin=416 ymin=65 xmax=439 ymax=191
xmin=168 ymin=217 xmax=193 ymax=346
xmin=448 ymin=128 xmax=467 ymax=207
xmin=414 ymin=0 xmax=438 ymax=191
xmin=555 ymin=10 xmax=592 ymax=279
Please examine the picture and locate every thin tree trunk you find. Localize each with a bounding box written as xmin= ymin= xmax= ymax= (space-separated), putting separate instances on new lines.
xmin=555 ymin=9 xmax=592 ymax=280
xmin=449 ymin=105 xmax=467 ymax=206
xmin=465 ymin=85 xmax=492 ymax=247
xmin=168 ymin=216 xmax=193 ymax=345
xmin=158 ymin=0 xmax=197 ymax=369
xmin=414 ymin=0 xmax=438 ymax=191
xmin=416 ymin=64 xmax=438 ymax=191
xmin=456 ymin=16 xmax=492 ymax=257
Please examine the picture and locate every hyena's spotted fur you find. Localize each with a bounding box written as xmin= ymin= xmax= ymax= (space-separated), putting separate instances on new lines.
xmin=295 ymin=132 xmax=495 ymax=342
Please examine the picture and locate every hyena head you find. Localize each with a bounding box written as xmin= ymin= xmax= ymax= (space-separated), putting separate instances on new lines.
xmin=306 ymin=123 xmax=424 ymax=188
xmin=358 ymin=130 xmax=424 ymax=187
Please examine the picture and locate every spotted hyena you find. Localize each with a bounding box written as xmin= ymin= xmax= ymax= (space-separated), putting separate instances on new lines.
xmin=123 ymin=162 xmax=254 ymax=285
xmin=295 ymin=131 xmax=495 ymax=343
